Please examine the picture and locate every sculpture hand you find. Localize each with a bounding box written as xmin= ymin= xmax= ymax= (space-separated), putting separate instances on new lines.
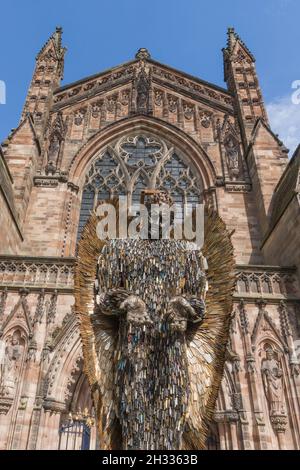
xmin=96 ymin=288 xmax=131 ymax=316
xmin=166 ymin=297 xmax=191 ymax=332
xmin=167 ymin=296 xmax=205 ymax=332
xmin=120 ymin=295 xmax=152 ymax=325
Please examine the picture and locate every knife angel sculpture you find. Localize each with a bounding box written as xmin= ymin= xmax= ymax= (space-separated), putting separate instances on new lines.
xmin=75 ymin=197 xmax=235 ymax=450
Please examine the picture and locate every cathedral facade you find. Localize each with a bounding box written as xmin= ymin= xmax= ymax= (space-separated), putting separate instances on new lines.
xmin=0 ymin=27 xmax=300 ymax=450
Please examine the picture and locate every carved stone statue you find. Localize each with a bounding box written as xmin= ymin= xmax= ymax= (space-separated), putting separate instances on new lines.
xmin=135 ymin=68 xmax=150 ymax=114
xmin=76 ymin=192 xmax=235 ymax=450
xmin=0 ymin=336 xmax=24 ymax=398
xmin=49 ymin=133 xmax=60 ymax=157
xmin=224 ymin=135 xmax=240 ymax=180
xmin=47 ymin=134 xmax=61 ymax=170
xmin=46 ymin=111 xmax=66 ymax=174
xmin=261 ymin=347 xmax=285 ymax=416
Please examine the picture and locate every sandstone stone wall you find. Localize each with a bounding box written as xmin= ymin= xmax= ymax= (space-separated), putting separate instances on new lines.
xmin=0 ymin=149 xmax=22 ymax=255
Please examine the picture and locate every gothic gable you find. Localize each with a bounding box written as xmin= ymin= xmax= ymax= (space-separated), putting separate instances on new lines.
xmin=53 ymin=53 xmax=233 ymax=115
xmin=251 ymin=118 xmax=288 ymax=153
xmin=3 ymin=113 xmax=41 ymax=153
xmin=251 ymin=302 xmax=288 ymax=351
xmin=0 ymin=291 xmax=33 ymax=336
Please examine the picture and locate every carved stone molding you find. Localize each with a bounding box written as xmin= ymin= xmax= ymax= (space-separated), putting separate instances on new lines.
xmin=238 ymin=299 xmax=249 ymax=334
xmin=67 ymin=182 xmax=79 ymax=194
xmin=0 ymin=397 xmax=14 ymax=415
xmin=254 ymin=412 xmax=266 ymax=427
xmin=0 ymin=255 xmax=298 ymax=305
xmin=246 ymin=354 xmax=256 ymax=373
xmin=53 ymin=66 xmax=135 ymax=110
xmin=52 ymin=58 xmax=233 ymax=114
xmin=0 ymin=288 xmax=8 ymax=319
xmin=47 ymin=290 xmax=58 ymax=324
xmin=64 ymin=356 xmax=83 ymax=405
xmin=151 ymin=65 xmax=233 ymax=112
xmin=226 ymin=345 xmax=241 ymax=372
xmin=213 ymin=410 xmax=239 ymax=423
xmin=231 ymin=392 xmax=244 ymax=411
xmin=44 ymin=323 xmax=80 ymax=400
xmin=252 ymin=300 xmax=288 ymax=350
xmin=225 ymin=182 xmax=252 ymax=193
xmin=270 ymin=414 xmax=288 ymax=434
xmin=73 ymin=108 xmax=87 ymax=126
xmin=18 ymin=396 xmax=29 ymax=410
xmin=135 ymin=48 xmax=151 ymax=60
xmin=235 ymin=265 xmax=300 ymax=301
xmin=0 ymin=290 xmax=33 ymax=337
xmin=34 ymin=177 xmax=59 ymax=188
xmin=49 ymin=312 xmax=77 ymax=352
xmin=34 ymin=174 xmax=68 ymax=188
xmin=33 ymin=290 xmax=45 ymax=324
xmin=0 ymin=256 xmax=75 ymax=292
xmin=27 ymin=339 xmax=37 ymax=362
xmin=43 ymin=398 xmax=67 ymax=413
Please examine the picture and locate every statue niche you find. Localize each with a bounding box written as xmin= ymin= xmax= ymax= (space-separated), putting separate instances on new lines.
xmin=45 ymin=112 xmax=66 ymax=175
xmin=224 ymin=134 xmax=240 ymax=181
xmin=133 ymin=67 xmax=151 ymax=115
xmin=47 ymin=133 xmax=61 ymax=169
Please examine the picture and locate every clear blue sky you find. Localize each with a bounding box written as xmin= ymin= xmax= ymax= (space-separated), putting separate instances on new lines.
xmin=1 ymin=0 xmax=300 ymax=151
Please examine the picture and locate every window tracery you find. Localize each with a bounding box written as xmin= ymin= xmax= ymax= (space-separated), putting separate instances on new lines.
xmin=77 ymin=134 xmax=202 ymax=239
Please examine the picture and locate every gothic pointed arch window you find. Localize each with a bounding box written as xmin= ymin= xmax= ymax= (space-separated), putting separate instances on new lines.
xmin=77 ymin=134 xmax=203 ymax=240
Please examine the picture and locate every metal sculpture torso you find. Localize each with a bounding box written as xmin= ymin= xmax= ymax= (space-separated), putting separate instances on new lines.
xmin=95 ymin=239 xmax=207 ymax=449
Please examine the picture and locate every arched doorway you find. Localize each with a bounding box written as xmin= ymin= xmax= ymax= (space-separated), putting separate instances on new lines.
xmin=59 ymin=374 xmax=97 ymax=450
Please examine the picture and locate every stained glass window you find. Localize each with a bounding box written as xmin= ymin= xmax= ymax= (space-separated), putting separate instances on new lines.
xmin=77 ymin=134 xmax=202 ymax=240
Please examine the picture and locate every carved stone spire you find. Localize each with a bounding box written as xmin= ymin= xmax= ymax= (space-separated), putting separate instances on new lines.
xmin=21 ymin=27 xmax=66 ymax=139
xmin=223 ymin=27 xmax=268 ymax=146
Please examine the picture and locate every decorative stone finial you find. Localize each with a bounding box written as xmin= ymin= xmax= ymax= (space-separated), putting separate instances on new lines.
xmin=135 ymin=48 xmax=151 ymax=60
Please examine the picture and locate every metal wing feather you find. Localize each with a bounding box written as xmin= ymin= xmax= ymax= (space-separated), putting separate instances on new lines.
xmin=182 ymin=208 xmax=235 ymax=449
xmin=75 ymin=212 xmax=121 ymax=450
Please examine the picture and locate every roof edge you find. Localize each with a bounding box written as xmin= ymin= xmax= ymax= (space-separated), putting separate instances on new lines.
xmin=53 ymin=56 xmax=231 ymax=97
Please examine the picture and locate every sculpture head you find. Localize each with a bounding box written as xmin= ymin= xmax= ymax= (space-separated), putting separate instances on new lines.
xmin=11 ymin=337 xmax=19 ymax=346
xmin=141 ymin=189 xmax=173 ymax=240
xmin=225 ymin=135 xmax=236 ymax=150
xmin=141 ymin=189 xmax=173 ymax=207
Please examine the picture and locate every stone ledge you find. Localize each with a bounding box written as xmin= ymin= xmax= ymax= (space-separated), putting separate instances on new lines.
xmin=0 ymin=256 xmax=75 ymax=290
xmin=43 ymin=398 xmax=68 ymax=414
